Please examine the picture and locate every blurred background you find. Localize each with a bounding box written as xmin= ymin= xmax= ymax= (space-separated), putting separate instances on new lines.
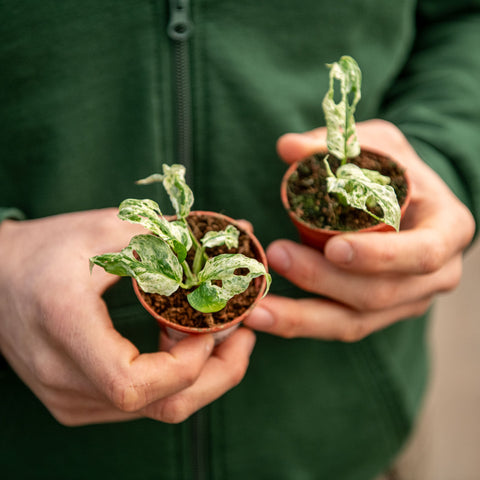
xmin=394 ymin=239 xmax=480 ymax=480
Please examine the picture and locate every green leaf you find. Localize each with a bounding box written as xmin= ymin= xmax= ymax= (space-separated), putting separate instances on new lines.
xmin=322 ymin=55 xmax=362 ymax=163
xmin=90 ymin=234 xmax=183 ymax=295
xmin=201 ymin=225 xmax=240 ymax=249
xmin=326 ymin=162 xmax=401 ymax=231
xmin=117 ymin=198 xmax=191 ymax=262
xmin=187 ymin=254 xmax=271 ymax=313
xmin=185 ymin=282 xmax=230 ymax=314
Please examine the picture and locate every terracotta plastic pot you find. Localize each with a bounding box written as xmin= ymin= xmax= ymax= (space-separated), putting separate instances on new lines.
xmin=133 ymin=211 xmax=269 ymax=345
xmin=281 ymin=147 xmax=412 ymax=252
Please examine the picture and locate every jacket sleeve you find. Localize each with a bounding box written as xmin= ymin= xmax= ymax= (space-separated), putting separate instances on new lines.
xmin=0 ymin=207 xmax=26 ymax=223
xmin=380 ymin=0 xmax=480 ymax=231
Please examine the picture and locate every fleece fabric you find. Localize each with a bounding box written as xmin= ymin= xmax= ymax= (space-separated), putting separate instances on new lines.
xmin=1 ymin=1 xmax=479 ymax=479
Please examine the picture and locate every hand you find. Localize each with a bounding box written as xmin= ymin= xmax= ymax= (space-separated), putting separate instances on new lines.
xmin=0 ymin=209 xmax=255 ymax=426
xmin=245 ymin=120 xmax=475 ymax=341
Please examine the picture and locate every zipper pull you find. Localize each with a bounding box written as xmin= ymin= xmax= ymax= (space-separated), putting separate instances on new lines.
xmin=168 ymin=0 xmax=194 ymax=41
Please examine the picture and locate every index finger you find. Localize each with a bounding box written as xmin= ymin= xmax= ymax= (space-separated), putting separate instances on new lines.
xmin=276 ymin=129 xmax=327 ymax=164
xmin=141 ymin=327 xmax=256 ymax=423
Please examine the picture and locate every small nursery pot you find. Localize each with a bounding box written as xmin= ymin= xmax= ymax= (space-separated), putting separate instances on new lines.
xmin=133 ymin=211 xmax=269 ymax=345
xmin=281 ymin=147 xmax=411 ymax=252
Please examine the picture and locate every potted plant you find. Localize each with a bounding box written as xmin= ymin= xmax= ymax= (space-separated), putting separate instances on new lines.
xmin=90 ymin=164 xmax=271 ymax=344
xmin=281 ymin=55 xmax=411 ymax=251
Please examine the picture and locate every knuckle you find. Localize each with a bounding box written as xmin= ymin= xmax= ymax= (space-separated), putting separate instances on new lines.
xmin=300 ymin=260 xmax=324 ymax=293
xmin=227 ymin=358 xmax=250 ymax=388
xmin=338 ymin=321 xmax=369 ymax=343
xmin=36 ymin=292 xmax=72 ymax=340
xmin=31 ymin=352 xmax=60 ymax=389
xmin=369 ymin=120 xmax=405 ymax=146
xmin=356 ymin=293 xmax=378 ymax=312
xmin=108 ymin=377 xmax=142 ymax=413
xmin=43 ymin=395 xmax=87 ymax=427
xmin=460 ymin=205 xmax=476 ymax=245
xmin=174 ymin=362 xmax=201 ymax=390
xmin=51 ymin=410 xmax=83 ymax=427
xmin=419 ymin=237 xmax=446 ymax=273
xmin=439 ymin=259 xmax=463 ymax=293
xmin=159 ymin=396 xmax=191 ymax=424
xmin=278 ymin=314 xmax=303 ymax=339
xmin=356 ymin=284 xmax=394 ymax=311
xmin=412 ymin=298 xmax=433 ymax=318
xmin=377 ymin=244 xmax=397 ymax=265
xmin=381 ymin=120 xmax=405 ymax=145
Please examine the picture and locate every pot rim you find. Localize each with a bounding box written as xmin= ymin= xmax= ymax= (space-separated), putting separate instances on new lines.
xmin=133 ymin=210 xmax=269 ymax=335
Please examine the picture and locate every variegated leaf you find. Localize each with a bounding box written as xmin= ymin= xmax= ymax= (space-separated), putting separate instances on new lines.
xmin=360 ymin=168 xmax=391 ymax=186
xmin=160 ymin=164 xmax=194 ymax=219
xmin=326 ymin=162 xmax=401 ymax=231
xmin=118 ymin=198 xmax=191 ymax=262
xmin=322 ymin=56 xmax=362 ymax=162
xmin=169 ymin=220 xmax=193 ymax=253
xmin=187 ymin=253 xmax=271 ymax=313
xmin=90 ymin=234 xmax=183 ymax=295
xmin=135 ymin=173 xmax=164 ymax=185
xmin=201 ymin=225 xmax=240 ymax=249
xmin=135 ymin=164 xmax=194 ymax=219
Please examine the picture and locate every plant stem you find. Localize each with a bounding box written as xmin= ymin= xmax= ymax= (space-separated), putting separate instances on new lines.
xmin=192 ymin=245 xmax=206 ymax=276
xmin=342 ymin=103 xmax=349 ymax=166
xmin=181 ymin=260 xmax=197 ymax=288
xmin=184 ymin=220 xmax=209 ymax=274
xmin=324 ymin=156 xmax=335 ymax=177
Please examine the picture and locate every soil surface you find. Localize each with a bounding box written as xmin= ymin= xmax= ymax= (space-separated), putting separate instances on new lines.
xmin=287 ymin=151 xmax=408 ymax=231
xmin=139 ymin=214 xmax=262 ymax=329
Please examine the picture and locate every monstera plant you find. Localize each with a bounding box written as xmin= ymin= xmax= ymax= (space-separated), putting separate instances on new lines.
xmin=91 ymin=164 xmax=271 ymax=342
xmin=281 ymin=55 xmax=411 ymax=250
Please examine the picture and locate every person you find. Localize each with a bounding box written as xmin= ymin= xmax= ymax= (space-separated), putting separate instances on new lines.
xmin=0 ymin=1 xmax=478 ymax=479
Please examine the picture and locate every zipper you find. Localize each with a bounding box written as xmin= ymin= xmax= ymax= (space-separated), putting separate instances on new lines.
xmin=167 ymin=4 xmax=207 ymax=479
xmin=167 ymin=0 xmax=194 ymax=184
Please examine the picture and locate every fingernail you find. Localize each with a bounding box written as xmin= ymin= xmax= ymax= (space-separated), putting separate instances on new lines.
xmin=267 ymin=243 xmax=291 ymax=273
xmin=326 ymin=239 xmax=354 ymax=264
xmin=245 ymin=306 xmax=275 ymax=330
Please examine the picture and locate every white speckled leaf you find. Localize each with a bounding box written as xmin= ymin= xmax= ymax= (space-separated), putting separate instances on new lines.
xmin=326 ymin=163 xmax=401 ymax=231
xmin=169 ymin=220 xmax=193 ymax=252
xmin=201 ymin=225 xmax=240 ymax=249
xmin=136 ymin=164 xmax=193 ymax=219
xmin=135 ymin=173 xmax=164 ymax=185
xmin=322 ymin=56 xmax=362 ymax=162
xmin=360 ymin=168 xmax=391 ymax=186
xmin=160 ymin=164 xmax=194 ymax=219
xmin=118 ymin=198 xmax=191 ymax=262
xmin=187 ymin=254 xmax=271 ymax=313
xmin=90 ymin=234 xmax=183 ymax=296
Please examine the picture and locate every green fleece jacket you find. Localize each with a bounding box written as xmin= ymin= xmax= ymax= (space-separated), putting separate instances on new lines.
xmin=1 ymin=1 xmax=479 ymax=479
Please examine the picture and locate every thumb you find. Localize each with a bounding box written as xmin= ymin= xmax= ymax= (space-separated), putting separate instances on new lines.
xmin=277 ymin=127 xmax=327 ymax=164
xmin=62 ymin=291 xmax=216 ymax=412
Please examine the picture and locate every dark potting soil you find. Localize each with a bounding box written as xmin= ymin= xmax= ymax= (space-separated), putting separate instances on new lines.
xmin=140 ymin=214 xmax=262 ymax=329
xmin=287 ymin=151 xmax=408 ymax=231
